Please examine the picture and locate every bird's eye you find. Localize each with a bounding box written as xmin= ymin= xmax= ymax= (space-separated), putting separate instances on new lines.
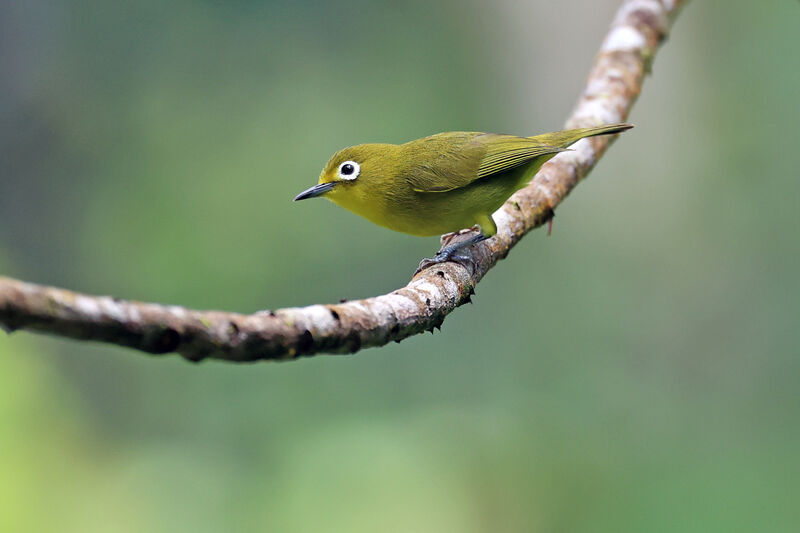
xmin=338 ymin=161 xmax=360 ymax=180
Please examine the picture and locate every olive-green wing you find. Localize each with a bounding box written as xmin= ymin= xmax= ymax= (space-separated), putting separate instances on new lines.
xmin=476 ymin=134 xmax=566 ymax=178
xmin=405 ymin=132 xmax=565 ymax=193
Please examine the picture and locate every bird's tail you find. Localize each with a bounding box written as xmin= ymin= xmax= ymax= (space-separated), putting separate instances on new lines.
xmin=530 ymin=123 xmax=633 ymax=148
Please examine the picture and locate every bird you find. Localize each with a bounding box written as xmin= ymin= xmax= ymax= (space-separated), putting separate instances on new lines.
xmin=294 ymin=123 xmax=632 ymax=270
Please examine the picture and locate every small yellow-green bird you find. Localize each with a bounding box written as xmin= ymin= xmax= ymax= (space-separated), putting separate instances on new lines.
xmin=294 ymin=124 xmax=632 ymax=265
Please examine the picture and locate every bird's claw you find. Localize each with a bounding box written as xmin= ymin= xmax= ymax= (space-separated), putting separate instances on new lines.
xmin=414 ymin=257 xmax=438 ymax=276
xmin=414 ymin=250 xmax=449 ymax=276
xmin=414 ymin=249 xmax=477 ymax=276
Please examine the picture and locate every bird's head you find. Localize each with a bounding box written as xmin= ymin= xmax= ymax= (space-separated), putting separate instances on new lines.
xmin=293 ymin=144 xmax=398 ymax=205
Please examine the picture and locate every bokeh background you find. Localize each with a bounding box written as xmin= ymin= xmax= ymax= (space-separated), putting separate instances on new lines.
xmin=2 ymin=0 xmax=798 ymax=531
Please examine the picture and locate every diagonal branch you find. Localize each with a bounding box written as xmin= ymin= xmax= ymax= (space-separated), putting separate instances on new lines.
xmin=0 ymin=0 xmax=685 ymax=363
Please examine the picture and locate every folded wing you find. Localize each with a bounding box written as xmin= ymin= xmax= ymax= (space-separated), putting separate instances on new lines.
xmin=405 ymin=132 xmax=565 ymax=193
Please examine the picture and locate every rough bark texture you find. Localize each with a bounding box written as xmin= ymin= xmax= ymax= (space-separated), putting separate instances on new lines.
xmin=0 ymin=0 xmax=686 ymax=363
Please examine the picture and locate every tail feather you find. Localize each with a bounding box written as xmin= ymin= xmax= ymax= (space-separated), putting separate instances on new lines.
xmin=530 ymin=123 xmax=633 ymax=148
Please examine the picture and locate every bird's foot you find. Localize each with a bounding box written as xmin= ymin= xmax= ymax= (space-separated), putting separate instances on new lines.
xmin=414 ymin=232 xmax=487 ymax=276
xmin=415 ymin=250 xmax=471 ymax=276
xmin=415 ymin=255 xmax=477 ymax=277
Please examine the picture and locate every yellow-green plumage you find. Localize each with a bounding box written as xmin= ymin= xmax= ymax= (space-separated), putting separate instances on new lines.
xmin=296 ymin=124 xmax=632 ymax=239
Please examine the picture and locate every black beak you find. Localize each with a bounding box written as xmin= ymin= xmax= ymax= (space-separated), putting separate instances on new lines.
xmin=293 ymin=182 xmax=335 ymax=201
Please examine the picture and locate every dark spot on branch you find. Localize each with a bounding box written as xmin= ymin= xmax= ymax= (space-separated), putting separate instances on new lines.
xmin=151 ymin=327 xmax=180 ymax=354
xmin=182 ymin=349 xmax=209 ymax=364
xmin=346 ymin=331 xmax=361 ymax=352
xmin=436 ymin=271 xmax=445 ymax=278
xmin=268 ymin=310 xmax=276 ymax=317
xmin=629 ymin=7 xmax=665 ymax=40
xmin=425 ymin=298 xmax=430 ymax=306
xmin=329 ymin=308 xmax=340 ymax=321
xmin=339 ymin=298 xmax=348 ymax=303
xmin=228 ymin=321 xmax=240 ymax=335
xmin=297 ymin=330 xmax=314 ymax=354
xmin=0 ymin=316 xmax=17 ymax=333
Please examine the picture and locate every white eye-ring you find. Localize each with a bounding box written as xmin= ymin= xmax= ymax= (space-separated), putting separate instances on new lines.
xmin=338 ymin=161 xmax=360 ymax=181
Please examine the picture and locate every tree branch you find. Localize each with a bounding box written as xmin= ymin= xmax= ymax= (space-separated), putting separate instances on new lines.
xmin=0 ymin=0 xmax=685 ymax=362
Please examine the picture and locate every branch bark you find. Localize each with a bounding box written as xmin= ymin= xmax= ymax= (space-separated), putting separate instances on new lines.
xmin=0 ymin=0 xmax=685 ymax=362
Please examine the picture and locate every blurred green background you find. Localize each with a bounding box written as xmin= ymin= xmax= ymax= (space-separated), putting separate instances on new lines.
xmin=1 ymin=0 xmax=798 ymax=531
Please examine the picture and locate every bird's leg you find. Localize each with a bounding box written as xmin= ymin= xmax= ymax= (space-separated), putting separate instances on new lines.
xmin=415 ymin=216 xmax=496 ymax=275
xmin=435 ymin=232 xmax=488 ymax=261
